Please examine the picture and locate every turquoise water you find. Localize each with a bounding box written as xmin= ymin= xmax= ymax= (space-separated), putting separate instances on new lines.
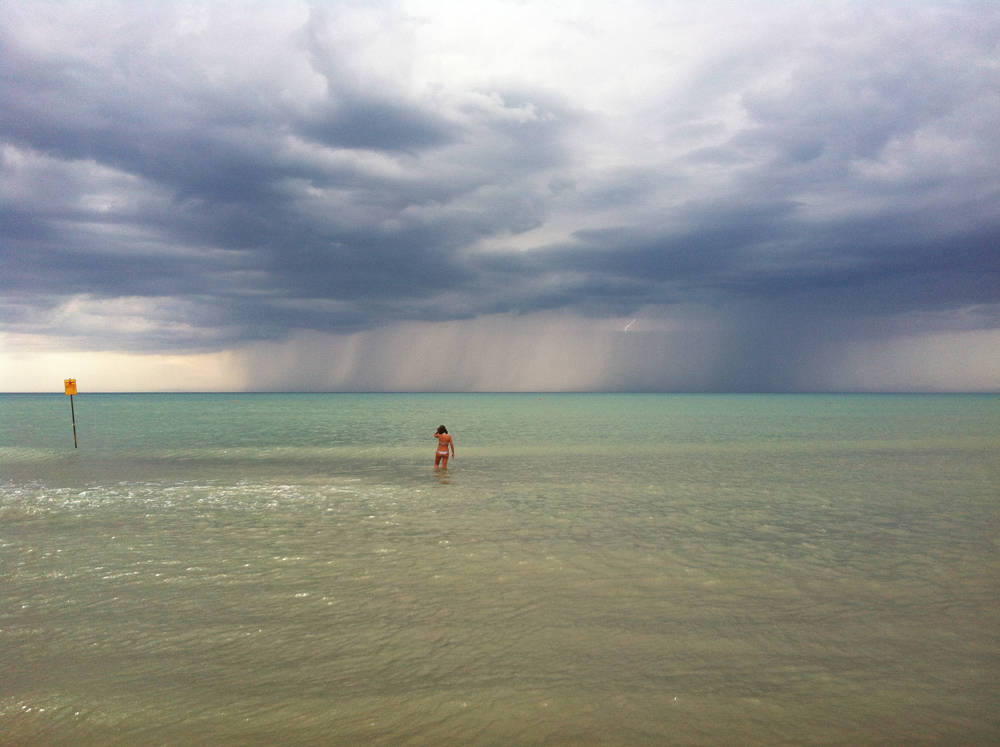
xmin=2 ymin=393 xmax=998 ymax=743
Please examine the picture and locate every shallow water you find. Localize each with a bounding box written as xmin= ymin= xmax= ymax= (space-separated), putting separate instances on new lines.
xmin=2 ymin=393 xmax=998 ymax=743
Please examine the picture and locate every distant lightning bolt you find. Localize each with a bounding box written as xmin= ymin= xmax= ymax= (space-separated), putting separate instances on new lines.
xmin=623 ymin=318 xmax=637 ymax=332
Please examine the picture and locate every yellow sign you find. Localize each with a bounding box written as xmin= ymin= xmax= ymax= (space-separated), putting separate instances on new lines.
xmin=64 ymin=379 xmax=77 ymax=396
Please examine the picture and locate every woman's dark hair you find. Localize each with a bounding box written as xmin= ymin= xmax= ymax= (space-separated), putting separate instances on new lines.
xmin=437 ymin=425 xmax=448 ymax=434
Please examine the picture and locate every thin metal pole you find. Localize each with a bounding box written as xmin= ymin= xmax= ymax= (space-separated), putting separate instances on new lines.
xmin=70 ymin=394 xmax=78 ymax=448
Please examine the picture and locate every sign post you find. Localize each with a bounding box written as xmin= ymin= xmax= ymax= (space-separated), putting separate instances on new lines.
xmin=64 ymin=378 xmax=78 ymax=448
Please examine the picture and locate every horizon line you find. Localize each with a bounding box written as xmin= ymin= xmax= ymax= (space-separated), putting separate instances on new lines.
xmin=3 ymin=390 xmax=997 ymax=396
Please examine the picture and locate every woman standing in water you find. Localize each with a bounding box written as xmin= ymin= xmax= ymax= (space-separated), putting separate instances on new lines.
xmin=434 ymin=425 xmax=455 ymax=469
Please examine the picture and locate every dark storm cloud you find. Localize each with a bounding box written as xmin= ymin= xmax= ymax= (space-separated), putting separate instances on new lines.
xmin=303 ymin=98 xmax=457 ymax=152
xmin=512 ymin=204 xmax=1000 ymax=320
xmin=1 ymin=0 xmax=998 ymax=388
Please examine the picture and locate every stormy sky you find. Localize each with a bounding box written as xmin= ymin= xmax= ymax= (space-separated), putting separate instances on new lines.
xmin=2 ymin=0 xmax=998 ymax=391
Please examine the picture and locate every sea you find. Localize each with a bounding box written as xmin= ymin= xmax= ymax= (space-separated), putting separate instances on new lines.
xmin=1 ymin=392 xmax=997 ymax=744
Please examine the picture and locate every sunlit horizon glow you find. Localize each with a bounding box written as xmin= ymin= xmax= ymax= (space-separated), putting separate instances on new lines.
xmin=2 ymin=1 xmax=998 ymax=392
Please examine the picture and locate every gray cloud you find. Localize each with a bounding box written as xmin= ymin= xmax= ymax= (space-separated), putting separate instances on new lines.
xmin=1 ymin=0 xmax=998 ymax=389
